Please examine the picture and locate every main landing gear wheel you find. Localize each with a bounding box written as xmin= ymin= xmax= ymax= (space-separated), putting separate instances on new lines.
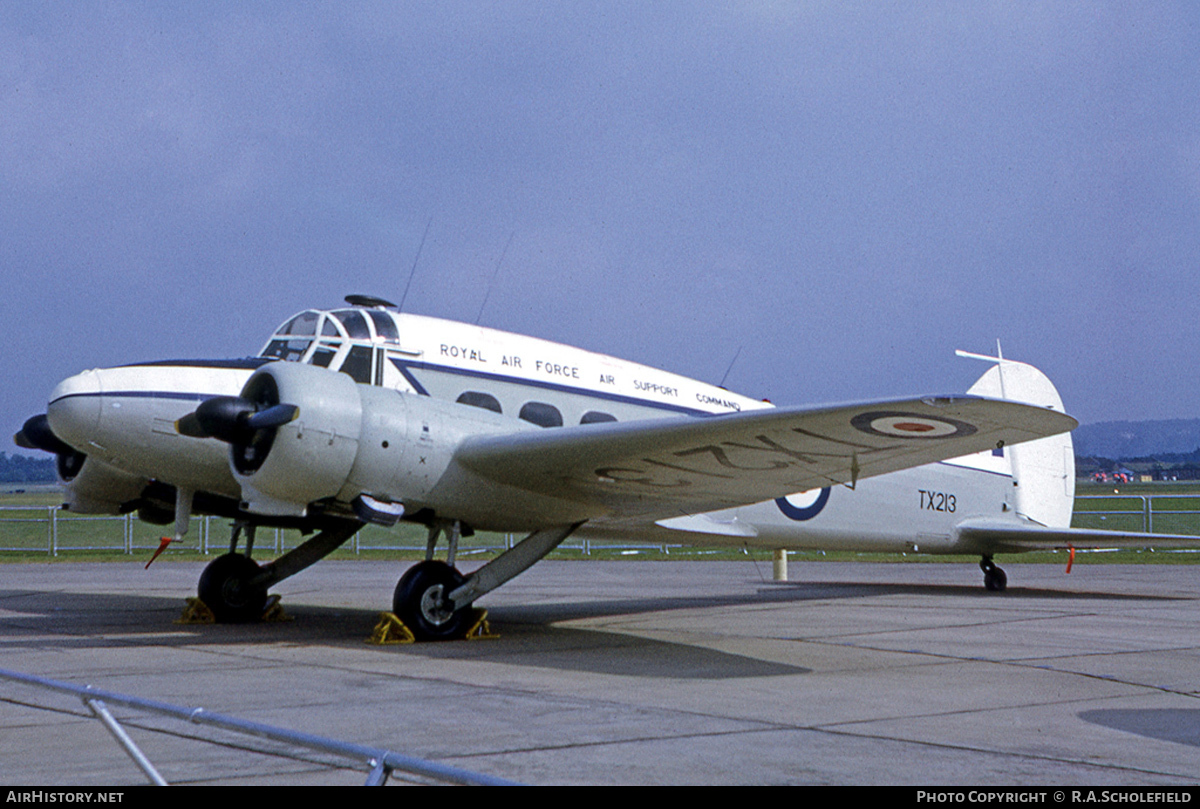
xmin=393 ymin=560 xmax=470 ymax=641
xmin=980 ymin=556 xmax=1008 ymax=592
xmin=198 ymin=553 xmax=269 ymax=622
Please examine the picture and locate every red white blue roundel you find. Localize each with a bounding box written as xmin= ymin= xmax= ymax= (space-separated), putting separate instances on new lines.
xmin=850 ymin=411 xmax=976 ymax=439
xmin=776 ymin=487 xmax=831 ymax=521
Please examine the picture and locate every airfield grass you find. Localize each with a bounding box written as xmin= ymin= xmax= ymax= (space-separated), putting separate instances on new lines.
xmin=1 ymin=482 xmax=1198 ymax=566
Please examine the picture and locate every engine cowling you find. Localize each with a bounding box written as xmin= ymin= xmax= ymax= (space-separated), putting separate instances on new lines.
xmin=200 ymin=361 xmax=517 ymax=521
xmin=229 ymin=362 xmax=366 ymax=516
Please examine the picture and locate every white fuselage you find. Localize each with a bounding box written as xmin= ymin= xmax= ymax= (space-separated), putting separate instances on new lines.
xmin=46 ymin=307 xmax=1048 ymax=554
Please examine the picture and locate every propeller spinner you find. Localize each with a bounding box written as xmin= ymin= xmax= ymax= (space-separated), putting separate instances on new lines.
xmin=15 ymin=413 xmax=87 ymax=480
xmin=176 ymin=377 xmax=299 ymax=475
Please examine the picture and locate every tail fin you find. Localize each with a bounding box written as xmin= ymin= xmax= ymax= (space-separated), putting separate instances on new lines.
xmin=959 ymin=349 xmax=1075 ymax=529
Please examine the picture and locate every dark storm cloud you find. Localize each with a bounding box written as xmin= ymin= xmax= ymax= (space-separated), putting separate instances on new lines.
xmin=4 ymin=3 xmax=1199 ymax=438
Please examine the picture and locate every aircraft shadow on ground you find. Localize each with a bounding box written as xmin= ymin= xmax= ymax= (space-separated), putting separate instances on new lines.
xmin=0 ymin=580 xmax=1179 ymax=680
xmin=1079 ymin=709 xmax=1200 ymax=748
xmin=0 ymin=586 xmax=808 ymax=679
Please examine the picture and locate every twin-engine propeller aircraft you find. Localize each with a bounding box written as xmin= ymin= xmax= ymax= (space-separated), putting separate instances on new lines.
xmin=15 ymin=295 xmax=1196 ymax=640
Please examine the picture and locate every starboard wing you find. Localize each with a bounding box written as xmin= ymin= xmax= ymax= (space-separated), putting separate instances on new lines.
xmin=453 ymin=394 xmax=1078 ymax=521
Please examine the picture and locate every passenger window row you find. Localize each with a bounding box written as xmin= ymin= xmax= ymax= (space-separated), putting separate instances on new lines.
xmin=455 ymin=391 xmax=616 ymax=427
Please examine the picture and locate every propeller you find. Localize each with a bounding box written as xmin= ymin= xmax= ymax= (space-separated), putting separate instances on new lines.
xmin=175 ymin=380 xmax=299 ymax=475
xmin=14 ymin=414 xmax=87 ymax=481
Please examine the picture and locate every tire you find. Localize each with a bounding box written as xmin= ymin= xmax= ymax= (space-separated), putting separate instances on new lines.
xmin=198 ymin=553 xmax=268 ymax=623
xmin=984 ymin=567 xmax=1008 ymax=592
xmin=393 ymin=560 xmax=469 ymax=641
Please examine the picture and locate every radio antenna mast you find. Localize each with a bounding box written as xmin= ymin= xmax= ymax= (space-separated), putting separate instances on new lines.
xmin=718 ymin=345 xmax=743 ymax=389
xmin=476 ymin=231 xmax=515 ymax=325
xmin=397 ymin=217 xmax=432 ymax=314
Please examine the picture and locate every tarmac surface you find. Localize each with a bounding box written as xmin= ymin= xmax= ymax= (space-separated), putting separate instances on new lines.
xmin=1 ymin=558 xmax=1198 ymax=786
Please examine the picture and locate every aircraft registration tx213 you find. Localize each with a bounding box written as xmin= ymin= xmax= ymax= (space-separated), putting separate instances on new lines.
xmin=15 ymin=295 xmax=1196 ymax=640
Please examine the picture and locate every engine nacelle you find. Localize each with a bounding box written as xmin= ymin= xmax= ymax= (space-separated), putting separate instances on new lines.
xmin=227 ymin=361 xmax=513 ymax=519
xmin=231 ymin=362 xmax=365 ymax=516
xmin=62 ymin=457 xmax=147 ymax=515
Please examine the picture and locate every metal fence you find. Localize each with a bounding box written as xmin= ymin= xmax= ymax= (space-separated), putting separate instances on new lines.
xmin=5 ymin=494 xmax=1197 ymax=558
xmin=1073 ymin=493 xmax=1200 ymax=535
xmin=0 ymin=505 xmax=679 ymax=557
xmin=0 ymin=667 xmax=517 ymax=786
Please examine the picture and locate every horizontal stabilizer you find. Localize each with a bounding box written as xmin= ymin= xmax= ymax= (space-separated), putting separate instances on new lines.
xmin=954 ymin=518 xmax=1200 ymax=554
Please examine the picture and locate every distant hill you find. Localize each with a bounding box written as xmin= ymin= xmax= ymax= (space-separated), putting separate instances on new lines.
xmin=1072 ymin=419 xmax=1200 ymax=460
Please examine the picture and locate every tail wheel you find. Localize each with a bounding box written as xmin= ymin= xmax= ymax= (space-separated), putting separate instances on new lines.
xmin=393 ymin=560 xmax=469 ymax=641
xmin=980 ymin=556 xmax=1008 ymax=592
xmin=198 ymin=553 xmax=268 ymax=622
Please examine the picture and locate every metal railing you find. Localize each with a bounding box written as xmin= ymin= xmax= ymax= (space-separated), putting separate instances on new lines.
xmin=1074 ymin=493 xmax=1200 ymax=535
xmin=0 ymin=667 xmax=517 ymax=786
xmin=0 ymin=505 xmax=680 ymax=557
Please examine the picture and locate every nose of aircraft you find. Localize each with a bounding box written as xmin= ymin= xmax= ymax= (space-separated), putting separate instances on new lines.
xmin=46 ymin=369 xmax=103 ymax=453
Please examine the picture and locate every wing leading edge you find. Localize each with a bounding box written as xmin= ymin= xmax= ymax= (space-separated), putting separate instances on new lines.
xmin=454 ymin=394 xmax=1078 ymax=522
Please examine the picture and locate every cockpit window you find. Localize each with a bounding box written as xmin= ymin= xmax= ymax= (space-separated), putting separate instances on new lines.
xmin=340 ymin=345 xmax=374 ymax=384
xmin=280 ymin=311 xmax=319 ymax=337
xmin=333 ymin=310 xmax=371 ymax=340
xmin=368 ymin=311 xmax=399 ymax=343
xmin=310 ymin=344 xmax=340 ymax=368
xmin=260 ymin=339 xmax=311 ymax=362
xmin=321 ymin=318 xmax=341 ymax=337
xmin=580 ymin=411 xmax=617 ymax=424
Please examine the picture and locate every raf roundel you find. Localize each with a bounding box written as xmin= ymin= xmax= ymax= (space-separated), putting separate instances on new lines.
xmin=850 ymin=411 xmax=977 ymax=440
xmin=776 ymin=487 xmax=831 ymax=521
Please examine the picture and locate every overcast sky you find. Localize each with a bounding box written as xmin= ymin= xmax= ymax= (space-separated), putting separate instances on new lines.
xmin=4 ymin=2 xmax=1199 ymax=443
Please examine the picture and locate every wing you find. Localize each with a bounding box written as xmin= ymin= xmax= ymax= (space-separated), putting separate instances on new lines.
xmin=454 ymin=394 xmax=1077 ymax=522
xmin=954 ymin=519 xmax=1200 ymax=554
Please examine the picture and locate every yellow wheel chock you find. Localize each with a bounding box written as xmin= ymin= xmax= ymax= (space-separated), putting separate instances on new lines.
xmin=368 ymin=612 xmax=416 ymax=644
xmin=367 ymin=608 xmax=499 ymax=644
xmin=178 ymin=597 xmax=215 ymax=624
xmin=463 ymin=608 xmax=498 ymax=640
xmin=177 ymin=594 xmax=290 ymax=624
xmin=260 ymin=595 xmax=291 ymax=622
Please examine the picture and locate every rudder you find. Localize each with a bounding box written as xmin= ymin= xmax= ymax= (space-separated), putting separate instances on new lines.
xmin=965 ymin=356 xmax=1075 ymax=529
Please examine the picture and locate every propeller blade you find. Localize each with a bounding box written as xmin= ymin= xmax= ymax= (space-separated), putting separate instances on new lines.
xmin=15 ymin=414 xmax=74 ymax=456
xmin=175 ymin=412 xmax=208 ymax=438
xmin=178 ymin=398 xmax=298 ymax=443
xmin=192 ymin=396 xmax=257 ymax=443
xmin=244 ymin=403 xmax=299 ymax=431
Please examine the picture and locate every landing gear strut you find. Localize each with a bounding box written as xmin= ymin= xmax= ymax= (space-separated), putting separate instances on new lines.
xmin=980 ymin=555 xmax=1007 ymax=592
xmin=392 ymin=521 xmax=582 ymax=641
xmin=196 ymin=519 xmax=362 ymax=623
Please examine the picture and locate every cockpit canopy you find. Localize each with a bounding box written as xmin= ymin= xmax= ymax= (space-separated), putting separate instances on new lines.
xmin=259 ymin=305 xmax=405 ymax=385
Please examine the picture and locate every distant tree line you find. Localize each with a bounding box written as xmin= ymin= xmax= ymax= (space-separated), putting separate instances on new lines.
xmin=0 ymin=452 xmax=57 ymax=484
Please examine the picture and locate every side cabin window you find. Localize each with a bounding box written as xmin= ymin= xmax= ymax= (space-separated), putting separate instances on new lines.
xmin=456 ymin=391 xmax=503 ymax=414
xmin=261 ymin=339 xmax=311 ymax=362
xmin=580 ymin=411 xmax=617 ymax=424
xmin=519 ymin=401 xmax=563 ymax=428
xmin=340 ymin=345 xmax=374 ymax=384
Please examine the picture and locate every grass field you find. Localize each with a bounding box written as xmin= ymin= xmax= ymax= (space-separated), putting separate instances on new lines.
xmin=3 ymin=481 xmax=1199 ymax=565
